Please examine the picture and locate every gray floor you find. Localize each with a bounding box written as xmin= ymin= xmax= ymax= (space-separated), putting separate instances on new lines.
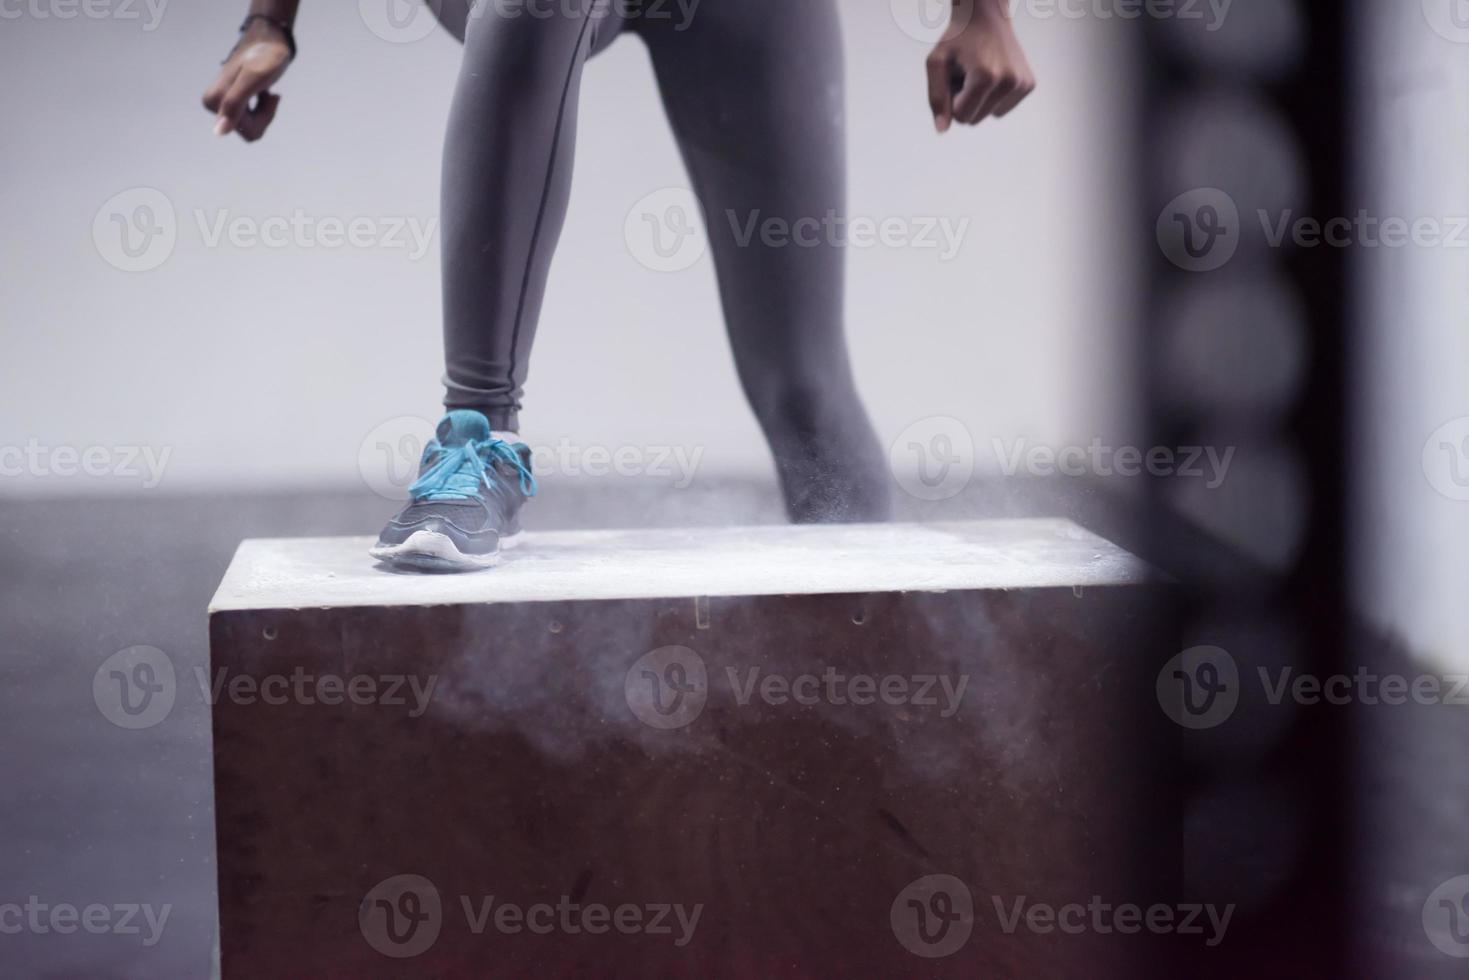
xmin=1 ymin=478 xmax=1464 ymax=978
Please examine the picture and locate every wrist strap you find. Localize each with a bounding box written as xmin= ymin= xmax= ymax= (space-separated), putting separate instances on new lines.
xmin=231 ymin=13 xmax=297 ymax=61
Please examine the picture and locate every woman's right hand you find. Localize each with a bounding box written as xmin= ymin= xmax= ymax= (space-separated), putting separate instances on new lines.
xmin=203 ymin=19 xmax=293 ymax=142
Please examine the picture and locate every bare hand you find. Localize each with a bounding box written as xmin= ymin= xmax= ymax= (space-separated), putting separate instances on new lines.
xmin=927 ymin=1 xmax=1036 ymax=133
xmin=202 ymin=21 xmax=292 ymax=142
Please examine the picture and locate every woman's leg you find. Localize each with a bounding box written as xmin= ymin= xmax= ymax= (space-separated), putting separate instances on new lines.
xmin=434 ymin=0 xmax=627 ymax=433
xmin=370 ymin=1 xmax=629 ymax=573
xmin=639 ymin=0 xmax=892 ymax=523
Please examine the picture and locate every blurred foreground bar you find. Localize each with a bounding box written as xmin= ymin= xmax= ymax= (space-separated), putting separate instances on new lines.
xmin=209 ymin=520 xmax=1176 ymax=978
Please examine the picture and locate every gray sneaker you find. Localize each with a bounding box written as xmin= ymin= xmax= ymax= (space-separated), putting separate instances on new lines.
xmin=370 ymin=410 xmax=536 ymax=572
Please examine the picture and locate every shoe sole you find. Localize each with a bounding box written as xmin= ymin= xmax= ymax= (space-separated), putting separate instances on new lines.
xmin=370 ymin=529 xmax=523 ymax=573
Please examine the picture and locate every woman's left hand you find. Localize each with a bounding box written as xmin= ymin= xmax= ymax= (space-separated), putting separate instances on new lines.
xmin=926 ymin=0 xmax=1037 ymax=133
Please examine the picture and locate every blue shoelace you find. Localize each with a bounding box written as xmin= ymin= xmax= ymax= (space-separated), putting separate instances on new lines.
xmin=409 ymin=438 xmax=537 ymax=502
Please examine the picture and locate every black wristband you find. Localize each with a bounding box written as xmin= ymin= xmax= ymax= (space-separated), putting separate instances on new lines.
xmin=232 ymin=13 xmax=297 ymax=61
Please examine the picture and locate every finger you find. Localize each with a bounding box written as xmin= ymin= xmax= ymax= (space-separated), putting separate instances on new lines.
xmin=993 ymin=78 xmax=1035 ymax=118
xmin=953 ymin=70 xmax=999 ymax=125
xmin=926 ymin=53 xmax=955 ymax=133
xmin=202 ymin=65 xmax=238 ymax=117
xmin=215 ymin=69 xmax=265 ymax=136
xmin=235 ymin=91 xmax=280 ymax=143
xmin=969 ymin=74 xmax=1018 ymax=125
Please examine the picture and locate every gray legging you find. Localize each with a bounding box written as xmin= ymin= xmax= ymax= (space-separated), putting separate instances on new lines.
xmin=430 ymin=0 xmax=890 ymax=522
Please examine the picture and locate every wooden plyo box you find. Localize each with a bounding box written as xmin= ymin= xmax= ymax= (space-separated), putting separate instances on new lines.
xmin=208 ymin=520 xmax=1174 ymax=978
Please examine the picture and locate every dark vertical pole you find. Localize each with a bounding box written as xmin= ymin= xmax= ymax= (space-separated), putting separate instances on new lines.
xmin=1140 ymin=1 xmax=1356 ymax=975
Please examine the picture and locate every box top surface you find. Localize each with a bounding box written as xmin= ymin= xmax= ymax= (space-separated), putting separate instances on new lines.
xmin=208 ymin=519 xmax=1157 ymax=613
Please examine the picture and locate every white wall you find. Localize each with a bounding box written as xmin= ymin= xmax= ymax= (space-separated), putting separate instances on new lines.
xmin=0 ymin=2 xmax=1138 ymax=495
xmin=1354 ymin=1 xmax=1469 ymax=671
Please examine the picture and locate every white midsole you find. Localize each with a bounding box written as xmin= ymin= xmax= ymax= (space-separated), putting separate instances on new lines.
xmin=370 ymin=528 xmax=522 ymax=568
